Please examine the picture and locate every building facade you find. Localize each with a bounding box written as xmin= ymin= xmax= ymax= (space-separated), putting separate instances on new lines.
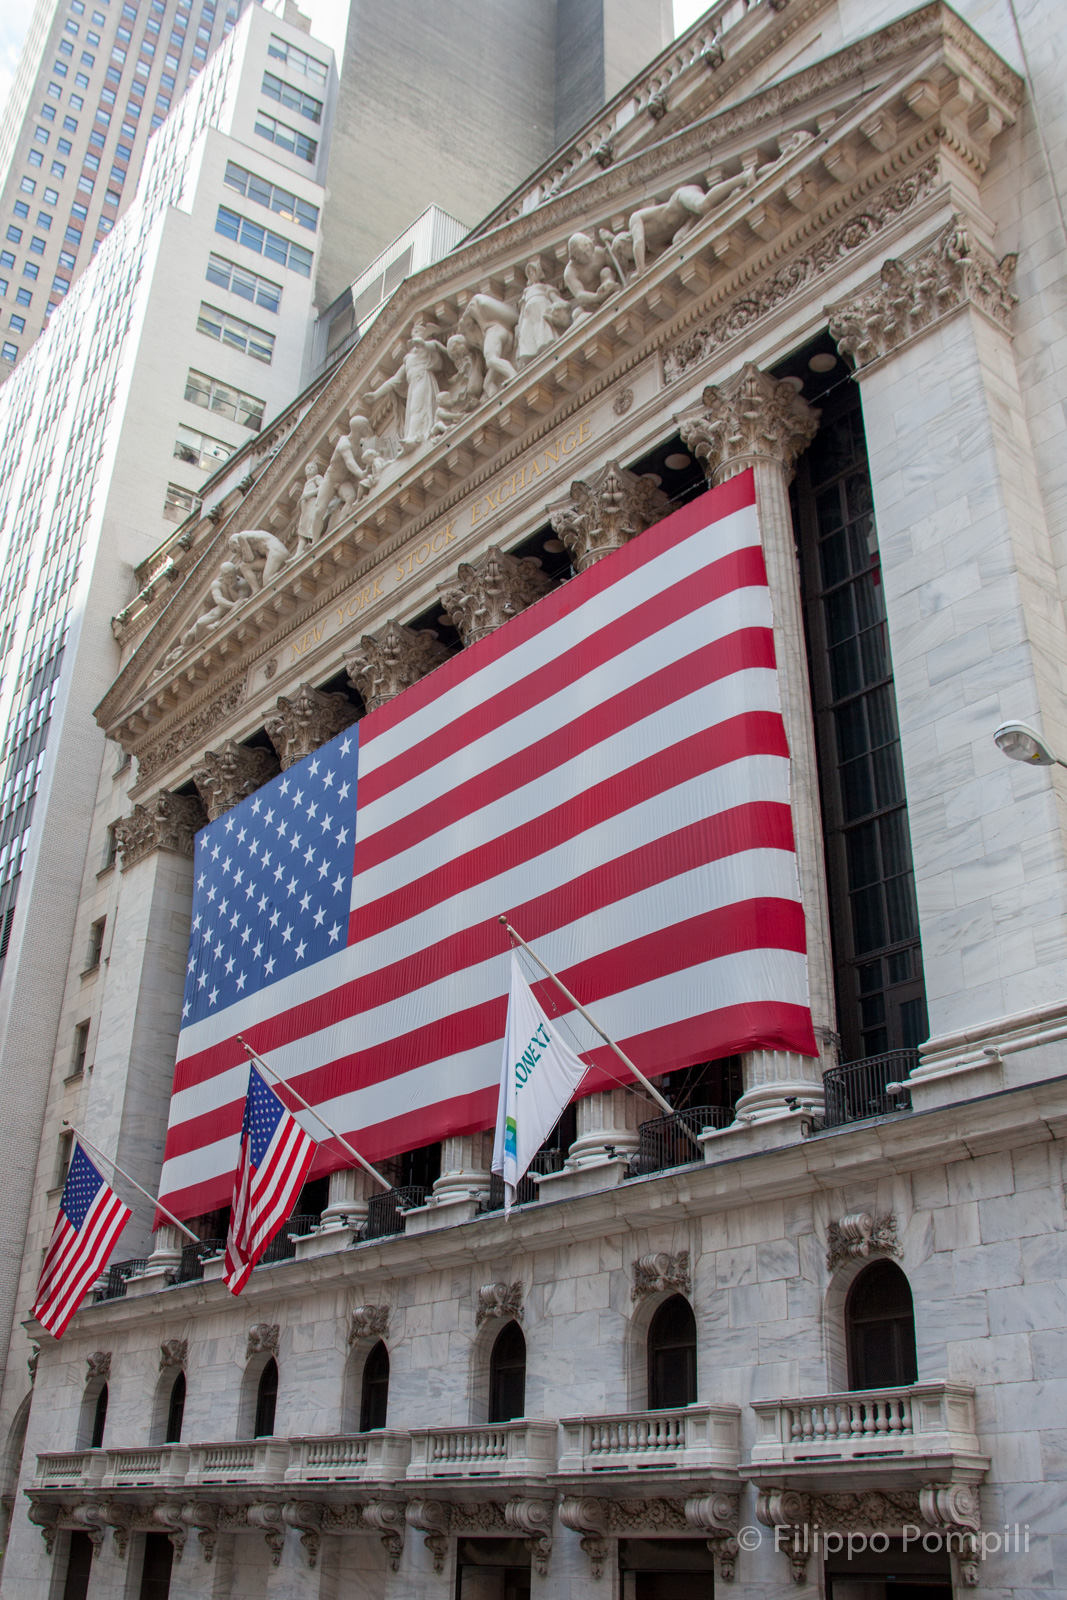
xmin=3 ymin=2 xmax=1067 ymax=1599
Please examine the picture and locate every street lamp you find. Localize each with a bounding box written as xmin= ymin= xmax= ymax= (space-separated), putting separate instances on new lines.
xmin=993 ymin=720 xmax=1067 ymax=768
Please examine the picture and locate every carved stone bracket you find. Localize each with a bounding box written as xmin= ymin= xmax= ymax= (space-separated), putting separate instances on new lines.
xmin=920 ymin=1482 xmax=981 ymax=1588
xmin=115 ymin=791 xmax=206 ymax=870
xmin=152 ymin=1503 xmax=186 ymax=1562
xmin=264 ymin=683 xmax=357 ymax=769
xmin=825 ymin=1212 xmax=901 ymax=1273
xmin=631 ymin=1251 xmax=691 ymax=1301
xmin=159 ymin=1338 xmax=188 ymax=1371
xmin=406 ymin=1499 xmax=451 ymax=1572
xmin=505 ymin=1497 xmax=554 ymax=1576
xmin=827 ymin=219 xmax=1017 ymax=370
xmin=685 ymin=1493 xmax=741 ymax=1581
xmin=27 ymin=1497 xmax=61 ymax=1554
xmin=248 ymin=1502 xmax=285 ymax=1565
xmin=86 ymin=1351 xmax=112 ymax=1381
xmin=362 ymin=1500 xmax=406 ymax=1572
xmin=246 ymin=1322 xmax=280 ymax=1359
xmin=476 ymin=1282 xmax=524 ymax=1326
xmin=547 ymin=459 xmax=671 ymax=573
xmin=181 ymin=1500 xmax=219 ymax=1563
xmin=679 ymin=362 xmax=819 ymax=486
xmin=192 ymin=741 xmax=280 ymax=822
xmin=28 ymin=1343 xmax=40 ymax=1385
xmin=344 ymin=619 xmax=450 ymax=712
xmin=70 ymin=1503 xmax=107 ymax=1554
xmin=439 ymin=546 xmax=551 ymax=647
xmin=283 ymin=1500 xmax=322 ymax=1568
xmin=349 ymin=1305 xmax=390 ymax=1344
xmin=559 ymin=1496 xmax=609 ymax=1579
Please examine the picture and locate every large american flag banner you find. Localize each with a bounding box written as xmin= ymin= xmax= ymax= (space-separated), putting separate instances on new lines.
xmin=33 ymin=1143 xmax=132 ymax=1336
xmin=158 ymin=472 xmax=817 ymax=1219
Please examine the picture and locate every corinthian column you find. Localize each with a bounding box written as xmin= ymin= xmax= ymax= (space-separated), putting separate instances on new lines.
xmin=439 ymin=545 xmax=551 ymax=646
xmin=680 ymin=361 xmax=834 ymax=1120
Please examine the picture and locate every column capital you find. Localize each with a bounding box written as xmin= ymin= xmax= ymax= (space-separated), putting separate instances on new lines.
xmin=192 ymin=739 xmax=279 ymax=821
xmin=439 ymin=544 xmax=551 ymax=646
xmin=678 ymin=361 xmax=819 ymax=485
xmin=547 ymin=458 xmax=671 ymax=573
xmin=114 ymin=789 xmax=206 ymax=870
xmin=344 ymin=618 xmax=450 ymax=712
xmin=827 ymin=217 xmax=1017 ymax=372
xmin=264 ymin=681 xmax=357 ymax=769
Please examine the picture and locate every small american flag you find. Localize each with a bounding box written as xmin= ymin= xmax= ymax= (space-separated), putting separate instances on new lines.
xmin=32 ymin=1143 xmax=132 ymax=1337
xmin=223 ymin=1063 xmax=317 ymax=1294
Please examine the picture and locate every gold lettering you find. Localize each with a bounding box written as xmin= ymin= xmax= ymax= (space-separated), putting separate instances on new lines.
xmin=543 ymin=443 xmax=559 ymax=464
xmin=471 ymin=501 xmax=483 ymax=527
xmin=579 ymin=418 xmax=591 ymax=443
xmin=415 ymin=542 xmax=430 ymax=564
xmin=431 ymin=530 xmax=445 ymax=553
xmin=444 ymin=520 xmax=457 ymax=543
xmin=561 ymin=428 xmax=578 ymax=453
xmin=499 ymin=480 xmax=512 ymax=505
xmin=395 ymin=561 xmax=407 ymax=582
xmin=484 ymin=487 xmax=501 ymax=511
xmin=374 ymin=575 xmax=384 ymax=596
xmin=528 ymin=458 xmax=542 ymax=479
xmin=361 ymin=587 xmax=371 ymax=606
xmin=336 ymin=606 xmax=347 ymax=626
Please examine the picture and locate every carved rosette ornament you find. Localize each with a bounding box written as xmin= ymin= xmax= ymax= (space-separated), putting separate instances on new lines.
xmin=476 ymin=1281 xmax=524 ymax=1326
xmin=349 ymin=1305 xmax=390 ymax=1344
xmin=344 ymin=619 xmax=450 ymax=712
xmin=825 ymin=1212 xmax=901 ymax=1273
xmin=159 ymin=1338 xmax=188 ymax=1370
xmin=246 ymin=1322 xmax=280 ymax=1359
xmin=115 ymin=791 xmax=206 ymax=870
xmin=632 ymin=1251 xmax=691 ymax=1301
xmin=192 ymin=741 xmax=280 ymax=822
xmin=264 ymin=683 xmax=357 ymax=769
xmin=439 ymin=546 xmax=551 ymax=647
xmin=679 ymin=362 xmax=819 ymax=486
xmin=827 ymin=220 xmax=1017 ymax=370
xmin=547 ymin=459 xmax=671 ymax=573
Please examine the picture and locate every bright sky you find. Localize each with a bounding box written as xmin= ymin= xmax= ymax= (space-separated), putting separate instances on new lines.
xmin=1 ymin=2 xmax=713 ymax=129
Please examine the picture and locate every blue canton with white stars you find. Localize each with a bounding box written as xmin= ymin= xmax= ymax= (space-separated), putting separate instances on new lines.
xmin=182 ymin=726 xmax=360 ymax=1027
xmin=241 ymin=1065 xmax=288 ymax=1165
xmin=62 ymin=1144 xmax=107 ymax=1231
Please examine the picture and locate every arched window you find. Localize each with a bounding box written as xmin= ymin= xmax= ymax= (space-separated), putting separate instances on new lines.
xmin=359 ymin=1341 xmax=389 ymax=1432
xmin=253 ymin=1358 xmax=278 ymax=1438
xmin=164 ymin=1371 xmax=186 ymax=1443
xmin=846 ymin=1260 xmax=917 ymax=1390
xmin=647 ymin=1295 xmax=697 ymax=1410
xmin=89 ymin=1384 xmax=109 ymax=1449
xmin=488 ymin=1322 xmax=526 ymax=1423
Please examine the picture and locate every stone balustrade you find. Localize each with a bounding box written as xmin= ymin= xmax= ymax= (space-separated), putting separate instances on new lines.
xmin=558 ymin=1403 xmax=741 ymax=1474
xmin=284 ymin=1431 xmax=411 ymax=1483
xmin=749 ymin=1382 xmax=981 ymax=1467
xmin=406 ymin=1421 xmax=557 ymax=1480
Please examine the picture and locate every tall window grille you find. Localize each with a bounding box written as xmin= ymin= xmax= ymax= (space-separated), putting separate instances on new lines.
xmin=792 ymin=379 xmax=927 ymax=1063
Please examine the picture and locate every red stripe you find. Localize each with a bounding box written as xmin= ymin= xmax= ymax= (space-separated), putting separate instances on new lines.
xmin=360 ymin=472 xmax=758 ymax=748
xmin=358 ymin=545 xmax=769 ymax=808
xmin=162 ymin=896 xmax=807 ymax=1163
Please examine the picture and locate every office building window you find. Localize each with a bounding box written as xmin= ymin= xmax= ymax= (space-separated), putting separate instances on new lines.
xmin=19 ymin=177 xmax=36 ymax=193
xmin=71 ymin=1021 xmax=90 ymax=1077
xmin=37 ymin=212 xmax=52 ymax=228
xmin=70 ymin=93 xmax=84 ymax=107
xmin=9 ymin=316 xmax=25 ymax=334
xmin=16 ymin=287 xmax=31 ymax=305
xmin=24 ymin=262 xmax=40 ymax=279
xmin=0 ymin=252 xmax=14 ymax=269
xmin=78 ymin=174 xmax=94 ymax=192
xmin=261 ymin=70 xmax=321 ymax=123
xmin=84 ymin=916 xmax=105 ymax=971
xmin=183 ymin=367 xmax=264 ymax=428
xmin=163 ymin=482 xmax=198 ymax=521
xmin=0 ymin=279 xmax=7 ymax=296
xmin=52 ymin=275 xmax=69 ymax=293
xmin=222 ymin=162 xmax=318 ymax=229
xmin=1 ymin=343 xmax=17 ymax=363
xmin=51 ymin=160 xmax=67 ymax=177
xmin=214 ymin=206 xmax=312 ymax=276
xmin=59 ymin=249 xmax=76 ymax=267
xmin=174 ymin=422 xmax=233 ymax=470
xmin=75 ymin=70 xmax=89 ymax=86
xmin=5 ymin=227 xmax=22 ymax=244
xmin=253 ymin=111 xmax=316 ymax=164
xmin=196 ymin=301 xmax=275 ymax=362
xmin=29 ymin=236 xmax=46 ymax=254
xmin=266 ymin=35 xmax=327 ymax=84
xmin=64 ymin=114 xmax=79 ymax=131
xmin=206 ymin=252 xmax=280 ymax=312
xmin=28 ymin=149 xmax=43 ymax=167
xmin=12 ymin=202 xmax=28 ymax=219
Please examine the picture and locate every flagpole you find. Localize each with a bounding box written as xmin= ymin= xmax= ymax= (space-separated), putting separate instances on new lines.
xmin=236 ymin=1037 xmax=394 ymax=1193
xmin=60 ymin=1121 xmax=200 ymax=1243
xmin=499 ymin=918 xmax=676 ymax=1119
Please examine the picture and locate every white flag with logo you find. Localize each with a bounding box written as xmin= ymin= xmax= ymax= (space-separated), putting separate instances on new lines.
xmin=492 ymin=951 xmax=591 ymax=1214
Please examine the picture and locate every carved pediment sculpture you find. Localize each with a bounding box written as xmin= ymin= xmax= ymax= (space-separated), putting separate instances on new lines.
xmin=365 ymin=320 xmax=451 ymax=452
xmin=344 ymin=619 xmax=450 ymax=713
xmin=309 ymin=409 xmax=384 ymax=543
xmin=515 ymin=257 xmax=572 ymax=367
xmin=431 ymin=334 xmax=485 ymax=435
xmin=456 ymin=295 xmax=519 ymax=398
xmin=476 ymin=1281 xmax=523 ymax=1326
xmin=115 ymin=790 xmax=206 ymax=870
xmin=246 ymin=1322 xmax=280 ymax=1359
xmin=264 ymin=682 xmax=358 ymax=769
xmin=548 ymin=458 xmax=671 ymax=572
xmin=629 ymin=160 xmax=760 ymax=273
xmin=193 ymin=741 xmax=280 ymax=822
xmin=439 ymin=546 xmax=551 ymax=647
xmin=153 ymin=560 xmax=252 ymax=676
xmin=227 ymin=528 xmax=293 ymax=592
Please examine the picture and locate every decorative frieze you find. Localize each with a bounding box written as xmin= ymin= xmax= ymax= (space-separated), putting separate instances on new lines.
xmin=547 ymin=459 xmax=671 ymax=573
xmin=827 ymin=220 xmax=1017 ymax=370
xmin=679 ymin=362 xmax=819 ymax=485
xmin=159 ymin=1339 xmax=188 ymax=1371
xmin=439 ymin=546 xmax=552 ymax=647
xmin=134 ymin=680 xmax=245 ymax=783
xmin=115 ymin=791 xmax=206 ymax=870
xmin=344 ymin=619 xmax=450 ymax=712
xmin=631 ymin=1251 xmax=691 ymax=1301
xmin=192 ymin=741 xmax=280 ymax=822
xmin=476 ymin=1281 xmax=524 ymax=1326
xmin=246 ymin=1322 xmax=279 ymax=1359
xmin=263 ymin=682 xmax=357 ymax=769
xmin=349 ymin=1305 xmax=390 ymax=1344
xmin=825 ymin=1212 xmax=901 ymax=1273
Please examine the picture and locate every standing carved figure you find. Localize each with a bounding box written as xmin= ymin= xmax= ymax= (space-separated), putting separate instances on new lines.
xmin=563 ymin=232 xmax=622 ymax=324
xmin=457 ymin=294 xmax=519 ymax=397
xmin=310 ymin=411 xmax=376 ymax=543
xmin=432 ymin=334 xmax=485 ymax=435
xmin=629 ymin=164 xmax=758 ymax=273
xmin=227 ymin=529 xmax=292 ymax=591
xmin=364 ymin=319 xmax=448 ymax=450
xmin=294 ymin=457 xmax=323 ymax=553
xmin=515 ymin=258 xmax=571 ymax=366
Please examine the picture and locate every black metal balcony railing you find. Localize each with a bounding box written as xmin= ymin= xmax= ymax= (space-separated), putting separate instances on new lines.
xmin=482 ymin=1148 xmax=567 ymax=1212
xmin=258 ymin=1214 xmax=320 ymax=1266
xmin=362 ymin=1187 xmax=427 ymax=1241
xmin=630 ymin=1105 xmax=734 ymax=1176
xmin=175 ymin=1239 xmax=226 ymax=1284
xmin=95 ymin=1259 xmax=148 ymax=1301
xmin=821 ymin=1050 xmax=917 ymax=1127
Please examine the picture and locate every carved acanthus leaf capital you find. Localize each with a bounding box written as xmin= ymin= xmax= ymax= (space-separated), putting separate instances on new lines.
xmin=115 ymin=791 xmax=206 ymax=870
xmin=344 ymin=619 xmax=450 ymax=712
xmin=828 ymin=220 xmax=1017 ymax=370
xmin=679 ymin=362 xmax=819 ymax=485
xmin=264 ymin=682 xmax=357 ymax=769
xmin=192 ymin=740 xmax=280 ymax=822
xmin=439 ymin=546 xmax=551 ymax=647
xmin=547 ymin=459 xmax=671 ymax=573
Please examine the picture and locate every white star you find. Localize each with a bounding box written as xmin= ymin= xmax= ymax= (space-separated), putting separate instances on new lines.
xmin=338 ymin=781 xmax=350 ymax=801
xmin=211 ymin=842 xmax=220 ymax=860
xmin=332 ymin=873 xmax=345 ymax=893
xmin=269 ymin=910 xmax=280 ymax=928
xmin=207 ymin=884 xmax=216 ymax=902
xmin=289 ymin=832 xmax=302 ymax=851
xmin=304 ymin=844 xmax=315 ymax=865
xmin=253 ymin=940 xmax=263 ymax=958
xmin=317 ymin=860 xmax=329 ymax=879
xmin=341 ymin=738 xmax=351 ymax=756
xmin=222 ymin=856 xmax=232 ymax=874
xmin=262 ymin=849 xmax=272 ymax=868
xmin=287 ymin=875 xmax=298 ymax=895
xmin=224 ymin=816 xmax=234 ymax=833
xmin=197 ymin=873 xmax=205 ymax=889
xmin=300 ymin=891 xmax=311 ymax=912
xmin=279 ymin=777 xmax=290 ymax=795
xmin=264 ymin=806 xmax=275 ymax=824
xmin=252 ymin=797 xmax=261 ymax=814
xmin=230 ymin=911 xmax=239 ymax=929
xmin=264 ymin=956 xmax=275 ymax=975
xmin=193 ymin=913 xmax=202 ymax=930
xmin=237 ymin=826 xmax=246 ymax=844
xmin=277 ymin=818 xmax=287 ymax=837
xmin=214 ymin=940 xmax=223 ymax=959
xmin=295 ymin=939 xmax=307 ymax=960
xmin=328 ymin=921 xmax=341 ymax=942
xmin=313 ymin=906 xmax=325 ymax=927
xmin=309 ymin=757 xmax=320 ymax=775
xmin=241 ymin=926 xmax=251 ymax=944
xmin=225 ymin=955 xmax=235 ymax=974
xmin=336 ymin=826 xmax=348 ymax=845
xmin=257 ymin=894 xmax=268 ymax=913
xmin=219 ymin=897 xmax=228 ymax=915
xmin=209 ymin=986 xmax=219 ymax=1004
xmin=293 ymin=788 xmax=304 ymax=807
xmin=245 ymin=883 xmax=256 ymax=900
xmin=234 ymin=867 xmax=244 ymax=885
xmin=197 ymin=971 xmax=207 ymax=989
xmin=182 ymin=1000 xmax=190 ymax=1019
xmin=188 ymin=956 xmax=196 ymax=973
xmin=274 ymin=864 xmax=284 ymax=882
xmin=236 ymin=971 xmax=247 ymax=991
xmin=306 ymin=800 xmax=318 ymax=819
xmin=322 ymin=769 xmax=334 ymax=789
xmin=281 ymin=923 xmax=293 ymax=943
xmin=320 ymin=813 xmax=333 ymax=833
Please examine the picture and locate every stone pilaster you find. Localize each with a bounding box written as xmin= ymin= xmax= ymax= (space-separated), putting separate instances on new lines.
xmin=546 ymin=458 xmax=671 ymax=573
xmin=680 ymin=361 xmax=832 ymax=1119
xmin=114 ymin=790 xmax=206 ymax=869
xmin=264 ymin=683 xmax=357 ymax=769
xmin=192 ymin=740 xmax=280 ymax=822
xmin=344 ymin=619 xmax=450 ymax=712
xmin=439 ymin=545 xmax=551 ymax=646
